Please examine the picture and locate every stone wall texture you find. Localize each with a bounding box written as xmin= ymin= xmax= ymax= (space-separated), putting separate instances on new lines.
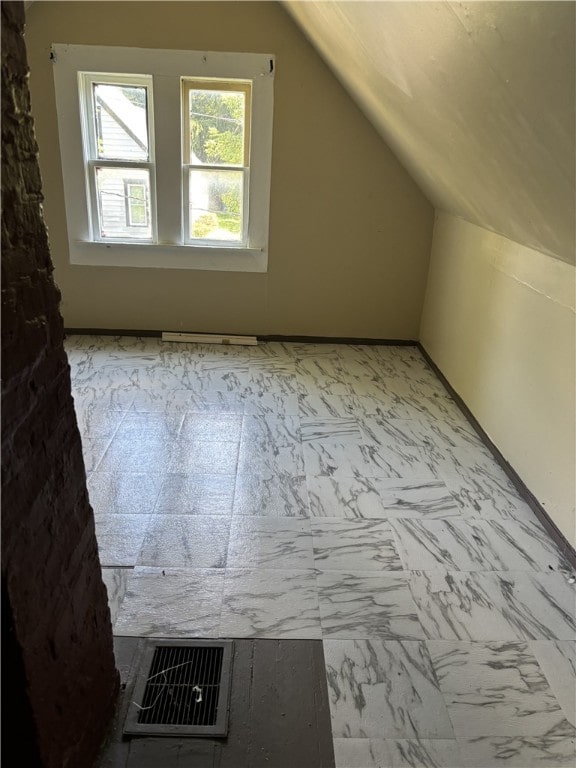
xmin=1 ymin=2 xmax=119 ymax=766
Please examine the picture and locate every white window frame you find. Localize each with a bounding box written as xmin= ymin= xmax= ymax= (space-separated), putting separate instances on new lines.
xmin=80 ymin=73 xmax=156 ymax=242
xmin=52 ymin=44 xmax=275 ymax=272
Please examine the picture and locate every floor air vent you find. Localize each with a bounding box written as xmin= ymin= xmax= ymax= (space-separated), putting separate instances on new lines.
xmin=124 ymin=640 xmax=233 ymax=737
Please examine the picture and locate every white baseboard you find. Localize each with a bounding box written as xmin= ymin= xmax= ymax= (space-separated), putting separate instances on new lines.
xmin=161 ymin=332 xmax=258 ymax=346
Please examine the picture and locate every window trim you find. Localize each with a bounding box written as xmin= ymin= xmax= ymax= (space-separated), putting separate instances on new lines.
xmin=52 ymin=44 xmax=274 ymax=272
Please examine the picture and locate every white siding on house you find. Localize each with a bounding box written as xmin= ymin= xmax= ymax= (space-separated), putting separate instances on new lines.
xmin=96 ymin=168 xmax=151 ymax=239
xmin=95 ymin=85 xmax=148 ymax=160
xmin=97 ymin=108 xmax=145 ymax=160
xmin=93 ymin=86 xmax=151 ymax=239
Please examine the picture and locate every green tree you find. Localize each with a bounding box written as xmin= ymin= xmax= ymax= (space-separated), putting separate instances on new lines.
xmin=190 ymin=90 xmax=244 ymax=165
xmin=121 ymin=86 xmax=146 ymax=109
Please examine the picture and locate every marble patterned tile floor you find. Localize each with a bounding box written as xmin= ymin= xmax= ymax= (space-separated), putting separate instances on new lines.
xmin=67 ymin=335 xmax=576 ymax=768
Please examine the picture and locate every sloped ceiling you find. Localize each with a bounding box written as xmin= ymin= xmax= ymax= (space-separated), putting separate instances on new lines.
xmin=285 ymin=1 xmax=575 ymax=265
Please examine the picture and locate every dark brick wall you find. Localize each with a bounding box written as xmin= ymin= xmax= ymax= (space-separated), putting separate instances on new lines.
xmin=1 ymin=3 xmax=119 ymax=766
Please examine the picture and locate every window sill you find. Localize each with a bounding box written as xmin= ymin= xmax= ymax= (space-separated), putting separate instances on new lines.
xmin=69 ymin=241 xmax=267 ymax=272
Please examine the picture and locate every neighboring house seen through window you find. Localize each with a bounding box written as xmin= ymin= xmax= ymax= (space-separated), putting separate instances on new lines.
xmin=52 ymin=45 xmax=274 ymax=272
xmin=82 ymin=75 xmax=154 ymax=241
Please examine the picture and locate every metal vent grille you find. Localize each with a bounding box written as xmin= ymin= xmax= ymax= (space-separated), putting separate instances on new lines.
xmin=124 ymin=640 xmax=233 ymax=737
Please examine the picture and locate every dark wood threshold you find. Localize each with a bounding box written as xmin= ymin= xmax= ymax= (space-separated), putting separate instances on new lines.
xmin=65 ymin=328 xmax=163 ymax=337
xmin=419 ymin=343 xmax=576 ymax=569
xmin=65 ymin=328 xmax=417 ymax=345
xmin=259 ymin=334 xmax=417 ymax=345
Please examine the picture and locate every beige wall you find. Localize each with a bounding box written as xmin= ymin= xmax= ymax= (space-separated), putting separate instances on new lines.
xmin=286 ymin=1 xmax=575 ymax=265
xmin=421 ymin=212 xmax=576 ymax=544
xmin=25 ymin=1 xmax=433 ymax=337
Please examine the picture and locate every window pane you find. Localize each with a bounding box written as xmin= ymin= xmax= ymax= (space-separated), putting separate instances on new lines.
xmin=189 ymin=89 xmax=245 ymax=166
xmin=189 ymin=169 xmax=243 ymax=241
xmin=95 ymin=167 xmax=152 ymax=239
xmin=126 ymin=182 xmax=148 ymax=226
xmin=93 ymin=84 xmax=149 ymax=161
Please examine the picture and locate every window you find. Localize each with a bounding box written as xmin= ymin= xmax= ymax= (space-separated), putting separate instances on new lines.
xmin=182 ymin=80 xmax=251 ymax=245
xmin=52 ymin=45 xmax=274 ymax=272
xmin=81 ymin=74 xmax=155 ymax=241
xmin=125 ymin=181 xmax=149 ymax=228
